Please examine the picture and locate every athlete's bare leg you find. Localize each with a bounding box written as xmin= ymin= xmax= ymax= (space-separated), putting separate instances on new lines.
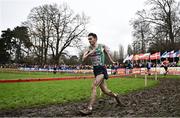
xmin=100 ymin=80 xmax=125 ymax=106
xmin=87 ymin=74 xmax=104 ymax=110
xmin=99 ymin=80 xmax=116 ymax=97
xmin=80 ymin=74 xmax=125 ymax=115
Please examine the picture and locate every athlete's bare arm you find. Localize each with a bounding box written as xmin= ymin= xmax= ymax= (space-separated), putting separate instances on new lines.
xmin=104 ymin=46 xmax=115 ymax=64
xmin=82 ymin=48 xmax=96 ymax=62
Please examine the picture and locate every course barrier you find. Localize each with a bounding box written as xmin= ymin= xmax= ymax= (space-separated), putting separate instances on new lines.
xmin=1 ymin=67 xmax=179 ymax=84
xmin=119 ymin=67 xmax=180 ymax=75
xmin=0 ymin=75 xmax=126 ymax=83
xmin=1 ymin=67 xmax=180 ymax=75
xmin=1 ymin=67 xmax=180 ymax=82
xmin=1 ymin=66 xmax=180 ymax=75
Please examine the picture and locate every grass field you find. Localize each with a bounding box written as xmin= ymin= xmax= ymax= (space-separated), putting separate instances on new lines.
xmin=0 ymin=77 xmax=158 ymax=110
xmin=1 ymin=71 xmax=179 ymax=110
xmin=0 ymin=71 xmax=91 ymax=80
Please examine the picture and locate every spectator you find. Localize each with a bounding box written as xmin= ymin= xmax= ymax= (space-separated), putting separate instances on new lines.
xmin=162 ymin=58 xmax=169 ymax=75
xmin=146 ymin=62 xmax=151 ymax=75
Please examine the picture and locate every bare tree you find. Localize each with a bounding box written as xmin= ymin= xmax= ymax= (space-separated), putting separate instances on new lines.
xmin=127 ymin=44 xmax=133 ymax=55
xmin=23 ymin=3 xmax=88 ymax=65
xmin=112 ymin=51 xmax=119 ymax=62
xmin=147 ymin=0 xmax=180 ymax=46
xmin=132 ymin=40 xmax=141 ymax=54
xmin=23 ymin=4 xmax=54 ymax=64
xmin=131 ymin=0 xmax=180 ymax=53
xmin=119 ymin=44 xmax=124 ymax=62
xmin=145 ymin=0 xmax=180 ymax=51
xmin=48 ymin=4 xmax=88 ymax=64
xmin=131 ymin=10 xmax=151 ymax=53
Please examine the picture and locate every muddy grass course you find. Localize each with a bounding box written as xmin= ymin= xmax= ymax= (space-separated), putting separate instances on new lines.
xmin=0 ymin=78 xmax=180 ymax=117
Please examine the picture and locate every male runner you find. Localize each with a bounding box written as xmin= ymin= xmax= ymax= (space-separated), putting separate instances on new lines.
xmin=146 ymin=61 xmax=151 ymax=75
xmin=80 ymin=33 xmax=125 ymax=115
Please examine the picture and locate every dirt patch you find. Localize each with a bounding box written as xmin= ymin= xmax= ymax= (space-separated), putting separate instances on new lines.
xmin=0 ymin=78 xmax=180 ymax=117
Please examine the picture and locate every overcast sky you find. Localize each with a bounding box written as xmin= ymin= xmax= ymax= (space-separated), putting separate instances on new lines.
xmin=0 ymin=0 xmax=146 ymax=55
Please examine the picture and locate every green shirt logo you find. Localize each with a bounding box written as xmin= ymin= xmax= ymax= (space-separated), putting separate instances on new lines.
xmin=89 ymin=44 xmax=105 ymax=66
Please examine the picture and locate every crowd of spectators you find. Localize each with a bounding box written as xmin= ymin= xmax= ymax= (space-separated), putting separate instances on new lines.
xmin=0 ymin=60 xmax=180 ymax=70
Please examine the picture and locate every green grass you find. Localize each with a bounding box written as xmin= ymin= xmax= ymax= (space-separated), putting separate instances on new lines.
xmin=0 ymin=78 xmax=158 ymax=110
xmin=0 ymin=71 xmax=179 ymax=110
xmin=0 ymin=69 xmax=179 ymax=80
xmin=0 ymin=71 xmax=92 ymax=80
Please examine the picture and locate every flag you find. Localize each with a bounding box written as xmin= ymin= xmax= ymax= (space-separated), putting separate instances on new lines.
xmin=161 ymin=51 xmax=168 ymax=58
xmin=123 ymin=55 xmax=129 ymax=63
xmin=173 ymin=50 xmax=180 ymax=57
xmin=150 ymin=52 xmax=160 ymax=60
xmin=123 ymin=55 xmax=134 ymax=63
xmin=141 ymin=53 xmax=150 ymax=60
xmin=133 ymin=54 xmax=140 ymax=61
xmin=138 ymin=54 xmax=144 ymax=60
xmin=176 ymin=50 xmax=180 ymax=57
xmin=169 ymin=50 xmax=174 ymax=58
xmin=129 ymin=55 xmax=134 ymax=60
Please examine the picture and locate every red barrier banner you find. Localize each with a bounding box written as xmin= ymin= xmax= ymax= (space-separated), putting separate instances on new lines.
xmin=117 ymin=68 xmax=126 ymax=75
xmin=132 ymin=68 xmax=141 ymax=74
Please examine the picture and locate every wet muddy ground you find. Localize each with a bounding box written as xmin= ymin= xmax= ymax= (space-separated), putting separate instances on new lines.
xmin=0 ymin=78 xmax=180 ymax=117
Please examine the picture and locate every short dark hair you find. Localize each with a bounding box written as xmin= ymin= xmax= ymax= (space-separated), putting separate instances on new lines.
xmin=88 ymin=33 xmax=97 ymax=39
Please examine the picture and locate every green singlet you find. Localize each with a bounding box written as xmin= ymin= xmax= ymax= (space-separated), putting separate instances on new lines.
xmin=89 ymin=44 xmax=105 ymax=66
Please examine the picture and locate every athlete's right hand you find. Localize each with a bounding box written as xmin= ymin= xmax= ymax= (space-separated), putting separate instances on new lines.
xmin=82 ymin=49 xmax=95 ymax=61
xmin=82 ymin=48 xmax=96 ymax=62
xmin=88 ymin=48 xmax=96 ymax=55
